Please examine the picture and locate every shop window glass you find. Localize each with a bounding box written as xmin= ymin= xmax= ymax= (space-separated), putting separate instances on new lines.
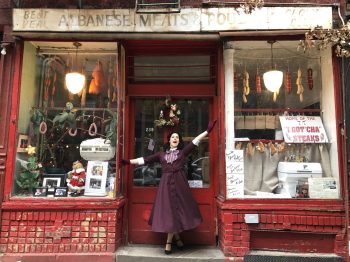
xmin=133 ymin=98 xmax=210 ymax=188
xmin=130 ymin=55 xmax=212 ymax=82
xmin=14 ymin=41 xmax=121 ymax=198
xmin=230 ymin=41 xmax=340 ymax=200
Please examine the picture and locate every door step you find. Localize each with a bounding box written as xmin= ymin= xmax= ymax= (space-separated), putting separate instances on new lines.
xmin=116 ymin=244 xmax=225 ymax=262
xmin=244 ymin=251 xmax=343 ymax=262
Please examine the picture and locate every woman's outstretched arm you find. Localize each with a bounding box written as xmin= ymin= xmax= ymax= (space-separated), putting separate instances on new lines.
xmin=193 ymin=120 xmax=217 ymax=144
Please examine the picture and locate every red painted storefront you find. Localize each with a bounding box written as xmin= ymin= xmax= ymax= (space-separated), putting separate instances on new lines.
xmin=0 ymin=1 xmax=349 ymax=262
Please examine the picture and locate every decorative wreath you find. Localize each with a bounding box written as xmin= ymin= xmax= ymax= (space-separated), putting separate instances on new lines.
xmin=154 ymin=96 xmax=181 ymax=127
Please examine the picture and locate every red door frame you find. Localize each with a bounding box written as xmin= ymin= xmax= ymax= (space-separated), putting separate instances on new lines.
xmin=122 ymin=40 xmax=220 ymax=245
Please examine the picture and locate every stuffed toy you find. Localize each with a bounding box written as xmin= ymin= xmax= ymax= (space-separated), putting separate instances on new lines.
xmin=67 ymin=160 xmax=86 ymax=196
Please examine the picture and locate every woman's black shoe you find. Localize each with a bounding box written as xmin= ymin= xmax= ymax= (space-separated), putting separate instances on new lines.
xmin=175 ymin=238 xmax=184 ymax=250
xmin=164 ymin=242 xmax=172 ymax=255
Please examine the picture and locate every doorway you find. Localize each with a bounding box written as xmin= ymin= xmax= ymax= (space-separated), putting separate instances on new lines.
xmin=124 ymin=41 xmax=218 ymax=245
xmin=127 ymin=97 xmax=216 ymax=245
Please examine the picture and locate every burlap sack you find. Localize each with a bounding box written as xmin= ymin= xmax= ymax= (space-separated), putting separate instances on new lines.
xmin=235 ymin=115 xmax=245 ymax=130
xmin=255 ymin=115 xmax=266 ymax=129
xmin=265 ymin=115 xmax=276 ymax=129
xmin=244 ymin=115 xmax=256 ymax=130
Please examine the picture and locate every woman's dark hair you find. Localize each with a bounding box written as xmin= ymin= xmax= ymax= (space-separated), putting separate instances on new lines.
xmin=164 ymin=132 xmax=184 ymax=151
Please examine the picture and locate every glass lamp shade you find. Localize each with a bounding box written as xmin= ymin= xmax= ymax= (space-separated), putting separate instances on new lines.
xmin=263 ymin=70 xmax=283 ymax=92
xmin=65 ymin=72 xmax=85 ymax=94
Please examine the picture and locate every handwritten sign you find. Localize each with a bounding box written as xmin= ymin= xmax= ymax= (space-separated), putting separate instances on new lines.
xmin=279 ymin=116 xmax=328 ymax=143
xmin=225 ymin=150 xmax=244 ymax=199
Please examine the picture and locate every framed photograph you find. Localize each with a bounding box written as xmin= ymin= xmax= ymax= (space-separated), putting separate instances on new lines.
xmin=42 ymin=176 xmax=62 ymax=193
xmin=84 ymin=161 xmax=108 ymax=196
xmin=32 ymin=187 xmax=48 ymax=197
xmin=17 ymin=134 xmax=30 ymax=153
xmin=43 ymin=173 xmax=66 ymax=185
xmin=54 ymin=187 xmax=68 ymax=197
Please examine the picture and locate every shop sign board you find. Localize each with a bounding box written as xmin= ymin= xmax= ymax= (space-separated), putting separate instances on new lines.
xmin=279 ymin=115 xmax=329 ymax=143
xmin=225 ymin=149 xmax=244 ymax=199
xmin=13 ymin=7 xmax=332 ymax=32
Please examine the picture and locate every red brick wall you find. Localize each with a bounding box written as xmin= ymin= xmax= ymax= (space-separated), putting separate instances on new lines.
xmin=218 ymin=209 xmax=348 ymax=261
xmin=0 ymin=210 xmax=122 ymax=254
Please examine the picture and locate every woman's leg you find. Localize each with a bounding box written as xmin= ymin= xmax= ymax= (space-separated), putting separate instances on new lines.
xmin=174 ymin=233 xmax=184 ymax=248
xmin=165 ymin=233 xmax=174 ymax=254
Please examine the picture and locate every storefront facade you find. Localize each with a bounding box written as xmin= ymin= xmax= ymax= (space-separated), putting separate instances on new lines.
xmin=0 ymin=1 xmax=348 ymax=261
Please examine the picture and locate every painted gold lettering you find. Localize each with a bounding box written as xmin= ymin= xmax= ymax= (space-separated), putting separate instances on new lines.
xmin=180 ymin=14 xmax=188 ymax=25
xmin=106 ymin=15 xmax=114 ymax=26
xmin=78 ymin=15 xmax=86 ymax=26
xmin=172 ymin=13 xmax=178 ymax=26
xmin=161 ymin=14 xmax=171 ymax=26
xmin=153 ymin=14 xmax=161 ymax=26
xmin=114 ymin=14 xmax=122 ymax=26
xmin=207 ymin=13 xmax=215 ymax=25
xmin=86 ymin=15 xmax=95 ymax=26
xmin=96 ymin=15 xmax=104 ymax=26
xmin=217 ymin=13 xmax=226 ymax=25
xmin=24 ymin=10 xmax=30 ymax=19
xmin=58 ymin=15 xmax=68 ymax=27
xmin=140 ymin=14 xmax=151 ymax=26
xmin=30 ymin=11 xmax=36 ymax=19
xmin=123 ymin=14 xmax=130 ymax=26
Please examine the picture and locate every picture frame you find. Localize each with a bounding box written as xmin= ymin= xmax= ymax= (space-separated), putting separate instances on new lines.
xmin=32 ymin=187 xmax=48 ymax=197
xmin=84 ymin=161 xmax=108 ymax=196
xmin=43 ymin=173 xmax=66 ymax=185
xmin=54 ymin=187 xmax=68 ymax=197
xmin=42 ymin=176 xmax=62 ymax=194
xmin=17 ymin=134 xmax=30 ymax=153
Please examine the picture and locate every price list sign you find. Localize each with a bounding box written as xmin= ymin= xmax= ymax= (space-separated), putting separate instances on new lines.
xmin=225 ymin=150 xmax=244 ymax=199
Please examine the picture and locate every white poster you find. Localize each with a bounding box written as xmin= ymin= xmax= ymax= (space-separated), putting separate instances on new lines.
xmin=308 ymin=177 xmax=339 ymax=199
xmin=279 ymin=115 xmax=328 ymax=143
xmin=225 ymin=150 xmax=244 ymax=199
xmin=84 ymin=161 xmax=108 ymax=196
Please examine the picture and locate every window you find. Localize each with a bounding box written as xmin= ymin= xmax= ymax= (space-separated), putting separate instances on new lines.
xmin=13 ymin=41 xmax=122 ymax=198
xmin=228 ymin=40 xmax=340 ymax=199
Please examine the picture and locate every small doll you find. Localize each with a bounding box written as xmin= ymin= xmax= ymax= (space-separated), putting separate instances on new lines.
xmin=67 ymin=160 xmax=86 ymax=196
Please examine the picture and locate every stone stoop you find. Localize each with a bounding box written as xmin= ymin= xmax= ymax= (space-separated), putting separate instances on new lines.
xmin=244 ymin=251 xmax=343 ymax=262
xmin=116 ymin=245 xmax=225 ymax=262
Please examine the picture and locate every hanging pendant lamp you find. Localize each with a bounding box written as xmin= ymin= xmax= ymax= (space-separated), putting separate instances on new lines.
xmin=263 ymin=40 xmax=283 ymax=92
xmin=65 ymin=42 xmax=85 ymax=94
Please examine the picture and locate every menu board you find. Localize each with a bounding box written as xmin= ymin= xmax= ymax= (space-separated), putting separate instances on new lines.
xmin=225 ymin=150 xmax=244 ymax=199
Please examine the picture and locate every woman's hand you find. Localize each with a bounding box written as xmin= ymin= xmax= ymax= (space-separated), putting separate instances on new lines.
xmin=119 ymin=159 xmax=130 ymax=166
xmin=207 ymin=120 xmax=217 ymax=133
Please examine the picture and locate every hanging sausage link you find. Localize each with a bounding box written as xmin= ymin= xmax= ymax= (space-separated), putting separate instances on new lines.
xmin=285 ymin=71 xmax=292 ymax=94
xmin=307 ymin=68 xmax=313 ymax=90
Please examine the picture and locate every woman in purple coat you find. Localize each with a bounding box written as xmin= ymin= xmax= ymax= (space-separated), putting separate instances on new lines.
xmin=121 ymin=120 xmax=216 ymax=254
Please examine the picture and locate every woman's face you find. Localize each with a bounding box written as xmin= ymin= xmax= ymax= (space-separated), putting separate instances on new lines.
xmin=169 ymin=133 xmax=180 ymax=149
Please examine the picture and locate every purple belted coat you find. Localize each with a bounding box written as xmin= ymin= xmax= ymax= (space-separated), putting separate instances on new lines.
xmin=145 ymin=142 xmax=203 ymax=233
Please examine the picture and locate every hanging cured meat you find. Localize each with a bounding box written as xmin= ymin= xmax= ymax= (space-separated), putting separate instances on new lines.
xmin=256 ymin=71 xmax=261 ymax=95
xmin=89 ymin=61 xmax=105 ymax=95
xmin=242 ymin=70 xmax=249 ymax=103
xmin=243 ymin=70 xmax=250 ymax=95
xmin=307 ymin=68 xmax=313 ymax=90
xmin=296 ymin=67 xmax=304 ymax=102
xmin=285 ymin=71 xmax=292 ymax=94
xmin=234 ymin=72 xmax=239 ymax=92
